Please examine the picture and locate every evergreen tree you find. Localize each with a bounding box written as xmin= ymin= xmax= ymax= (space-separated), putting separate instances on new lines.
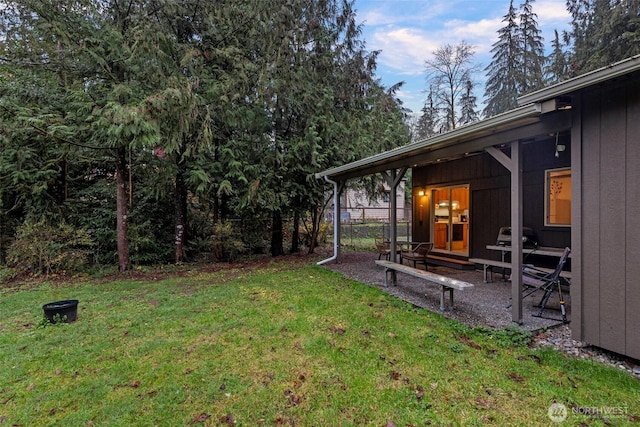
xmin=483 ymin=0 xmax=521 ymax=117
xmin=545 ymin=29 xmax=570 ymax=84
xmin=566 ymin=0 xmax=640 ymax=75
xmin=414 ymin=86 xmax=440 ymax=141
xmin=0 ymin=0 xmax=410 ymax=268
xmin=458 ymin=80 xmax=479 ymax=125
xmin=518 ymin=0 xmax=545 ymax=93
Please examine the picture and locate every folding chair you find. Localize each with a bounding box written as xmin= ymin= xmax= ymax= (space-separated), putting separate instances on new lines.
xmin=521 ymin=247 xmax=571 ymax=322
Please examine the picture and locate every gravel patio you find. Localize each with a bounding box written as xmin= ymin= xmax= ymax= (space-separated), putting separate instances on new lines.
xmin=323 ymin=251 xmax=569 ymax=332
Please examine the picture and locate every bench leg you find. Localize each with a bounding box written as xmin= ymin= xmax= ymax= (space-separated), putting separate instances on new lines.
xmin=482 ymin=264 xmax=495 ymax=283
xmin=439 ymin=287 xmax=455 ymax=311
xmin=384 ymin=268 xmax=396 ymax=287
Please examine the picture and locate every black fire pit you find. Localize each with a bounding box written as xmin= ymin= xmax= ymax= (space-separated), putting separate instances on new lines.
xmin=42 ymin=299 xmax=79 ymax=323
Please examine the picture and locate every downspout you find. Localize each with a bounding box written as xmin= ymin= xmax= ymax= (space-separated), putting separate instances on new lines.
xmin=317 ymin=175 xmax=340 ymax=265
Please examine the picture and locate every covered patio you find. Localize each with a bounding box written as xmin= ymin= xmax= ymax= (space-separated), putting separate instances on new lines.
xmin=317 ymin=55 xmax=640 ymax=361
xmin=316 ymin=101 xmax=573 ymax=327
xmin=325 ymin=251 xmax=568 ymax=331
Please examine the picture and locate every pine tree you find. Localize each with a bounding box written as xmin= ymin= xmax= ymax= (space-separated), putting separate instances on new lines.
xmin=518 ymin=0 xmax=545 ymax=93
xmin=545 ymin=29 xmax=570 ymax=84
xmin=483 ymin=0 xmax=521 ymax=117
xmin=566 ymin=0 xmax=640 ymax=74
xmin=414 ymin=86 xmax=440 ymax=141
xmin=458 ymin=80 xmax=479 ymax=125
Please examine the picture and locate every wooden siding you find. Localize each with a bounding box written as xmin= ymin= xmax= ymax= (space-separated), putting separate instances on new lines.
xmin=578 ymin=77 xmax=640 ymax=359
xmin=626 ymin=82 xmax=640 ymax=359
xmin=412 ymin=140 xmax=571 ymax=261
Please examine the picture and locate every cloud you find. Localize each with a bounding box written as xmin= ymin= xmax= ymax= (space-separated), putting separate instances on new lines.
xmin=443 ymin=18 xmax=503 ymax=55
xmin=370 ymin=27 xmax=436 ymax=76
xmin=370 ymin=17 xmax=499 ymax=77
xmin=536 ymin=0 xmax=571 ymax=22
xmin=355 ymin=0 xmax=452 ymax=27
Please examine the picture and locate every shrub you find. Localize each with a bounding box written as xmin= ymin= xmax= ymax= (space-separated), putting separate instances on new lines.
xmin=0 ymin=267 xmax=16 ymax=284
xmin=7 ymin=219 xmax=94 ymax=275
xmin=212 ymin=221 xmax=245 ymax=262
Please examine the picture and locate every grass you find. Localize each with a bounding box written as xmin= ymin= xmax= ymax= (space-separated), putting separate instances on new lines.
xmin=1 ymin=258 xmax=639 ymax=426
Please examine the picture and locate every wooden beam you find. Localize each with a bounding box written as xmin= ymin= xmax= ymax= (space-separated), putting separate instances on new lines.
xmin=384 ymin=168 xmax=408 ymax=264
xmin=510 ymin=141 xmax=523 ymax=324
xmin=485 ymin=146 xmax=512 ymax=172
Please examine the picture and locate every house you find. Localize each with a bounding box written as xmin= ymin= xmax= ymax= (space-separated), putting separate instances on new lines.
xmin=339 ymin=180 xmax=409 ymax=223
xmin=317 ymin=55 xmax=640 ymax=360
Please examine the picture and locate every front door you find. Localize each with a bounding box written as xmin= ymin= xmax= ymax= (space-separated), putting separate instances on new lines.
xmin=432 ymin=185 xmax=469 ymax=256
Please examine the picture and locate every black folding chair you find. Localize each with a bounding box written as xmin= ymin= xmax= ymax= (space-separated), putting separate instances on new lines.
xmin=521 ymin=247 xmax=571 ymax=322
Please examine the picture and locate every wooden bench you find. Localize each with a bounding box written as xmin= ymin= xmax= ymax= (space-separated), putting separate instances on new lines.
xmin=375 ymin=260 xmax=474 ymax=311
xmin=469 ymin=258 xmax=572 ymax=283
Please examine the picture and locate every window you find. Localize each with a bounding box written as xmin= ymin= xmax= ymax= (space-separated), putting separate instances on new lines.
xmin=545 ymin=168 xmax=571 ymax=226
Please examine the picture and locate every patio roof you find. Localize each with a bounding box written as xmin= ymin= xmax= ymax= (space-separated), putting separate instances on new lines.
xmin=316 ymin=104 xmax=570 ymax=181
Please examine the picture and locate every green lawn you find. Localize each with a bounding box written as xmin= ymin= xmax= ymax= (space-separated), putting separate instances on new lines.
xmin=1 ymin=259 xmax=638 ymax=426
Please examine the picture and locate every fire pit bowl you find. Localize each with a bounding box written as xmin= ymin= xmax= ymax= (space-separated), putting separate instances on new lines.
xmin=42 ymin=299 xmax=79 ymax=323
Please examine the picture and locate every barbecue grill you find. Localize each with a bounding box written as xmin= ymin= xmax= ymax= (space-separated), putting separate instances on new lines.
xmin=496 ymin=226 xmax=538 ymax=248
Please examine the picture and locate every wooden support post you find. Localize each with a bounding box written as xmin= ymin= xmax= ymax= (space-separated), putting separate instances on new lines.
xmin=510 ymin=141 xmax=523 ymax=324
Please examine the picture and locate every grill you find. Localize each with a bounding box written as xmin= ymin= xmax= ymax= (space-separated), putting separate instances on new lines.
xmin=496 ymin=226 xmax=538 ymax=248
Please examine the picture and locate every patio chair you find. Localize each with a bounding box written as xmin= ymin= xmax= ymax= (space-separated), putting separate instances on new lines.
xmin=521 ymin=247 xmax=571 ymax=322
xmin=400 ymin=242 xmax=434 ymax=270
xmin=375 ymin=238 xmax=392 ymax=260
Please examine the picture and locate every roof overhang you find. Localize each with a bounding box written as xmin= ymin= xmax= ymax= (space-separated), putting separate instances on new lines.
xmin=518 ymin=54 xmax=640 ymax=105
xmin=316 ymin=104 xmax=571 ymax=182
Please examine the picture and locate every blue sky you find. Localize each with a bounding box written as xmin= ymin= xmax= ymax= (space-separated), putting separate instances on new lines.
xmin=351 ymin=0 xmax=572 ymax=115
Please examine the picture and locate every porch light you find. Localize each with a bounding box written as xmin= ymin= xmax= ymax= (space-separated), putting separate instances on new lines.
xmin=418 ymin=189 xmax=425 ymax=196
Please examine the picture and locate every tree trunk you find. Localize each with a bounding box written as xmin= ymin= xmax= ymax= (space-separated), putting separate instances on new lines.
xmin=174 ymin=163 xmax=188 ymax=263
xmin=271 ymin=211 xmax=284 ymax=256
xmin=115 ymin=147 xmax=130 ymax=272
xmin=290 ymin=210 xmax=299 ymax=254
xmin=213 ymin=194 xmax=219 ymax=225
xmin=308 ymin=204 xmax=319 ymax=255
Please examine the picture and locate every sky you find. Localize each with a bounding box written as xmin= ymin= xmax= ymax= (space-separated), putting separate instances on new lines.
xmin=351 ymin=0 xmax=572 ymax=115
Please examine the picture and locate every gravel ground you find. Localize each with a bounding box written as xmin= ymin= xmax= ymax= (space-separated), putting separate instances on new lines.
xmin=321 ymin=250 xmax=640 ymax=378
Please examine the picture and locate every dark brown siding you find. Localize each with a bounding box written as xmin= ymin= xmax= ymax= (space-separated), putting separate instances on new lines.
xmin=581 ymin=91 xmax=601 ymax=348
xmin=626 ymin=83 xmax=640 ymax=359
xmin=412 ymin=141 xmax=571 ymax=260
xmin=578 ymin=77 xmax=640 ymax=359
